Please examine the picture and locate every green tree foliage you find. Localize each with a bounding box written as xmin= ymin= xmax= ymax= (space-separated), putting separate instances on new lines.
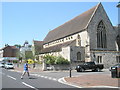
xmin=55 ymin=56 xmax=70 ymax=65
xmin=43 ymin=55 xmax=70 ymax=65
xmin=25 ymin=51 xmax=34 ymax=60
xmin=43 ymin=55 xmax=56 ymax=65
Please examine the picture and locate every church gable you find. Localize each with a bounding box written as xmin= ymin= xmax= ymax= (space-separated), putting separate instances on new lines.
xmin=87 ymin=3 xmax=116 ymax=51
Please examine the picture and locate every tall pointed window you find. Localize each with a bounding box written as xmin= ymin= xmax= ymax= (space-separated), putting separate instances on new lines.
xmin=77 ymin=52 xmax=81 ymax=61
xmin=97 ymin=21 xmax=107 ymax=48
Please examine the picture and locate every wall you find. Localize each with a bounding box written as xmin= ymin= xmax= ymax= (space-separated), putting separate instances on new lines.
xmin=91 ymin=51 xmax=120 ymax=68
xmin=87 ymin=3 xmax=117 ymax=51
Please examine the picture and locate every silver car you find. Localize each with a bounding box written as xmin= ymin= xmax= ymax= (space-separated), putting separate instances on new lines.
xmin=4 ymin=63 xmax=14 ymax=69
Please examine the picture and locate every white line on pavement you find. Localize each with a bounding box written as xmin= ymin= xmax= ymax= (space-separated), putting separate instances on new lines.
xmin=58 ymin=77 xmax=82 ymax=88
xmin=7 ymin=75 xmax=16 ymax=80
xmin=22 ymin=82 xmax=38 ymax=90
xmin=52 ymin=78 xmax=57 ymax=81
xmin=44 ymin=76 xmax=48 ymax=79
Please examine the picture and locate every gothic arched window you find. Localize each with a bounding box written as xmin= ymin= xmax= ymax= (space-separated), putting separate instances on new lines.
xmin=77 ymin=52 xmax=81 ymax=61
xmin=97 ymin=21 xmax=107 ymax=48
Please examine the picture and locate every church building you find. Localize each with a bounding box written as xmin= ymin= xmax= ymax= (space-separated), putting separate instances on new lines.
xmin=38 ymin=3 xmax=120 ymax=68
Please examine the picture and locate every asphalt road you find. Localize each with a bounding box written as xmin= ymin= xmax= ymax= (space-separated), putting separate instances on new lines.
xmin=1 ymin=68 xmax=75 ymax=89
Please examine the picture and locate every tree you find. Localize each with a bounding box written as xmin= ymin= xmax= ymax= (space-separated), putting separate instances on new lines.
xmin=14 ymin=44 xmax=21 ymax=49
xmin=25 ymin=51 xmax=34 ymax=60
xmin=43 ymin=55 xmax=70 ymax=65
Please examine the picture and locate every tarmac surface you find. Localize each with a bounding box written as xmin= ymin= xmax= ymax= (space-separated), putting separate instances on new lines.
xmin=12 ymin=66 xmax=120 ymax=88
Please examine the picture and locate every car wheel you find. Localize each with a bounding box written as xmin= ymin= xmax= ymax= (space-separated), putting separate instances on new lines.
xmin=80 ymin=68 xmax=85 ymax=72
xmin=96 ymin=68 xmax=101 ymax=72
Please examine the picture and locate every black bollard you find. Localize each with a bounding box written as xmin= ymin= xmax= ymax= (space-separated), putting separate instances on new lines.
xmin=70 ymin=67 xmax=72 ymax=77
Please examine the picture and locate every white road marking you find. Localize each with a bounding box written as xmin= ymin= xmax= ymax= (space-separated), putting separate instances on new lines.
xmin=44 ymin=76 xmax=48 ymax=79
xmin=52 ymin=78 xmax=57 ymax=81
xmin=7 ymin=75 xmax=16 ymax=80
xmin=41 ymin=76 xmax=44 ymax=77
xmin=31 ymin=73 xmax=58 ymax=82
xmin=22 ymin=82 xmax=38 ymax=90
xmin=58 ymin=77 xmax=82 ymax=88
xmin=48 ymin=77 xmax=52 ymax=80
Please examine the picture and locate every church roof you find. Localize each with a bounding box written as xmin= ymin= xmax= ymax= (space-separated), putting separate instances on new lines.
xmin=40 ymin=40 xmax=76 ymax=54
xmin=33 ymin=40 xmax=43 ymax=46
xmin=44 ymin=3 xmax=99 ymax=44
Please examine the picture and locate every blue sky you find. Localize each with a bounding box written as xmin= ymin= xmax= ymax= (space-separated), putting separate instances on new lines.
xmin=1 ymin=2 xmax=118 ymax=48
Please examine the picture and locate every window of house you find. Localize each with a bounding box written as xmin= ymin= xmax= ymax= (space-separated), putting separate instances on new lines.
xmin=97 ymin=21 xmax=107 ymax=48
xmin=97 ymin=56 xmax=102 ymax=63
xmin=77 ymin=52 xmax=81 ymax=61
xmin=116 ymin=56 xmax=120 ymax=63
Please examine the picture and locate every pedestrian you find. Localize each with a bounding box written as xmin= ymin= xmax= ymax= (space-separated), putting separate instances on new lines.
xmin=21 ymin=60 xmax=30 ymax=79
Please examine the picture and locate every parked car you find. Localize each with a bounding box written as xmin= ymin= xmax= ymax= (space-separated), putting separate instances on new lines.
xmin=75 ymin=62 xmax=104 ymax=72
xmin=0 ymin=62 xmax=4 ymax=68
xmin=4 ymin=63 xmax=14 ymax=69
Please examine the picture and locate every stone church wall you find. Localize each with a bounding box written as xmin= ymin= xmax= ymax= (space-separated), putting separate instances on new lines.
xmin=94 ymin=51 xmax=120 ymax=68
xmin=87 ymin=3 xmax=117 ymax=51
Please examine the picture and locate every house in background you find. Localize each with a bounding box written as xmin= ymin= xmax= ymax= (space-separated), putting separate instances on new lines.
xmin=20 ymin=41 xmax=33 ymax=60
xmin=0 ymin=45 xmax=19 ymax=62
xmin=37 ymin=3 xmax=120 ymax=68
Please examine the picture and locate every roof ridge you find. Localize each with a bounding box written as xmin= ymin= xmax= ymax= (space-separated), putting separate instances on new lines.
xmin=44 ymin=3 xmax=100 ymax=43
xmin=85 ymin=2 xmax=102 ymax=29
xmin=48 ymin=4 xmax=98 ymax=33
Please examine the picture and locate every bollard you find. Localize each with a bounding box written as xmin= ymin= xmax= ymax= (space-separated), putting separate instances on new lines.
xmin=69 ymin=67 xmax=72 ymax=77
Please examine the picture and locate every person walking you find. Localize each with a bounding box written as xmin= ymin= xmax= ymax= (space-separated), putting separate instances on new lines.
xmin=21 ymin=61 xmax=30 ymax=79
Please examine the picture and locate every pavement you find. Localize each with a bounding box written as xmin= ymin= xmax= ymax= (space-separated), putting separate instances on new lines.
xmin=12 ymin=67 xmax=120 ymax=88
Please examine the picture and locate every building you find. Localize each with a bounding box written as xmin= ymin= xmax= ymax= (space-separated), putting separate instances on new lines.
xmin=20 ymin=41 xmax=33 ymax=60
xmin=0 ymin=45 xmax=19 ymax=62
xmin=38 ymin=3 xmax=120 ymax=68
xmin=32 ymin=40 xmax=43 ymax=61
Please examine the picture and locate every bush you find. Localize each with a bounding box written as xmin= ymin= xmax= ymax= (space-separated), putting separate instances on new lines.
xmin=43 ymin=55 xmax=70 ymax=65
xmin=55 ymin=56 xmax=70 ymax=65
xmin=43 ymin=55 xmax=56 ymax=65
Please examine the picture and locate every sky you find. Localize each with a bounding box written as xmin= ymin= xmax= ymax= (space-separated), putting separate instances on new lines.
xmin=1 ymin=1 xmax=119 ymax=48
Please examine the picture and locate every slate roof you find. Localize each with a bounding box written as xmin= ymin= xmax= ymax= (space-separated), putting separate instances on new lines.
xmin=40 ymin=40 xmax=76 ymax=54
xmin=44 ymin=4 xmax=98 ymax=44
xmin=0 ymin=45 xmax=18 ymax=50
xmin=33 ymin=40 xmax=44 ymax=46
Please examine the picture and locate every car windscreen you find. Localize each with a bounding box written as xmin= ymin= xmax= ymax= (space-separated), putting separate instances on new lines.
xmin=7 ymin=63 xmax=13 ymax=65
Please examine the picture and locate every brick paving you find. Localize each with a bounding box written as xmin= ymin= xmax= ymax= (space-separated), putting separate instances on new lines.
xmin=65 ymin=74 xmax=120 ymax=88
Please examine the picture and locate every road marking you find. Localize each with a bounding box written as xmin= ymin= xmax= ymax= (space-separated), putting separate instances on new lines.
xmin=44 ymin=76 xmax=48 ymax=79
xmin=52 ymin=78 xmax=57 ymax=81
xmin=48 ymin=77 xmax=52 ymax=80
xmin=58 ymin=77 xmax=82 ymax=88
xmin=41 ymin=76 xmax=44 ymax=77
xmin=31 ymin=73 xmax=58 ymax=81
xmin=7 ymin=75 xmax=16 ymax=80
xmin=22 ymin=82 xmax=38 ymax=90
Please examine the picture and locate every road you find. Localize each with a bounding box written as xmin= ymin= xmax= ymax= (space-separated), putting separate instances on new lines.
xmin=1 ymin=68 xmax=111 ymax=90
xmin=1 ymin=68 xmax=76 ymax=89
